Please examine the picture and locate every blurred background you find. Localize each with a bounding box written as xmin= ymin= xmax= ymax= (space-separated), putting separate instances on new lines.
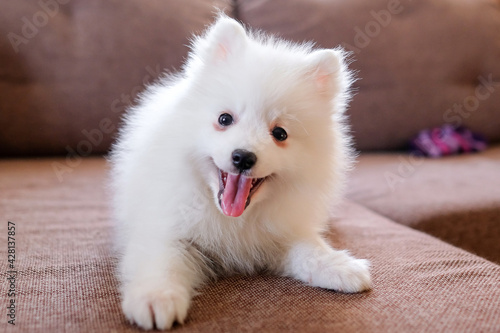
xmin=1 ymin=0 xmax=499 ymax=157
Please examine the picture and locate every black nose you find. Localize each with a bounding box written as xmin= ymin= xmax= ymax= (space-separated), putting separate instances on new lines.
xmin=232 ymin=149 xmax=257 ymax=171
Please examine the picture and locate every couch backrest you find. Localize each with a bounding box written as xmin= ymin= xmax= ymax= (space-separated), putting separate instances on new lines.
xmin=0 ymin=0 xmax=232 ymax=156
xmin=1 ymin=0 xmax=499 ymax=156
xmin=238 ymin=0 xmax=500 ymax=150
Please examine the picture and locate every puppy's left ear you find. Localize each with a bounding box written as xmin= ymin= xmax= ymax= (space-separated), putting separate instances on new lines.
xmin=199 ymin=16 xmax=248 ymax=64
xmin=307 ymin=49 xmax=347 ymax=95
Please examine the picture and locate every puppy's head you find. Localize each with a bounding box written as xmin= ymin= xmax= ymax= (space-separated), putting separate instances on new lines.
xmin=184 ymin=16 xmax=353 ymax=218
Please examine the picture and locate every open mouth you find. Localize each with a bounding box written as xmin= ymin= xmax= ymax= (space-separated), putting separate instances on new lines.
xmin=218 ymin=169 xmax=266 ymax=217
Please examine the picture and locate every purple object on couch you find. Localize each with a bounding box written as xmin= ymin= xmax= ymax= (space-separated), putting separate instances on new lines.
xmin=410 ymin=124 xmax=488 ymax=158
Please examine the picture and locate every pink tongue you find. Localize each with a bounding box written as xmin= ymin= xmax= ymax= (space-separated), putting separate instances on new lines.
xmin=221 ymin=173 xmax=253 ymax=217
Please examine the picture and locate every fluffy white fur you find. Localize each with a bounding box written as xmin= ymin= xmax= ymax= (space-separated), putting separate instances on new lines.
xmin=110 ymin=16 xmax=371 ymax=330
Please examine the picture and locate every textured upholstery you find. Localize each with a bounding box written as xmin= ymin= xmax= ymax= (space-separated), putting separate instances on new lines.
xmin=1 ymin=1 xmax=500 ymax=331
xmin=347 ymin=145 xmax=500 ymax=263
xmin=1 ymin=158 xmax=499 ymax=332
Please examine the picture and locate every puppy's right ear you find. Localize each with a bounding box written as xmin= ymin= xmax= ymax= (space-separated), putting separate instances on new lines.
xmin=306 ymin=49 xmax=344 ymax=95
xmin=196 ymin=16 xmax=248 ymax=64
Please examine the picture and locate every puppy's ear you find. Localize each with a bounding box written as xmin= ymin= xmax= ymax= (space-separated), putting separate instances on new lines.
xmin=200 ymin=16 xmax=248 ymax=63
xmin=307 ymin=49 xmax=346 ymax=95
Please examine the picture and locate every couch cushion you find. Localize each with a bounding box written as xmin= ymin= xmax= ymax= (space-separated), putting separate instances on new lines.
xmin=0 ymin=0 xmax=232 ymax=157
xmin=1 ymin=157 xmax=499 ymax=332
xmin=347 ymin=145 xmax=500 ymax=264
xmin=238 ymin=0 xmax=500 ymax=150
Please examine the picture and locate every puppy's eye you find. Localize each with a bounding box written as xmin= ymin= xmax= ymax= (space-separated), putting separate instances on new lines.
xmin=272 ymin=127 xmax=287 ymax=141
xmin=218 ymin=113 xmax=233 ymax=126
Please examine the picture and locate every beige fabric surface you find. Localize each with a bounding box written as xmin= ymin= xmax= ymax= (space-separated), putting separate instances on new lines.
xmin=347 ymin=145 xmax=500 ymax=264
xmin=0 ymin=157 xmax=499 ymax=332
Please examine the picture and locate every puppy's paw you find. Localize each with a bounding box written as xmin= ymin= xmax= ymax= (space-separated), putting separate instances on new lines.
xmin=122 ymin=280 xmax=190 ymax=330
xmin=308 ymin=250 xmax=371 ymax=293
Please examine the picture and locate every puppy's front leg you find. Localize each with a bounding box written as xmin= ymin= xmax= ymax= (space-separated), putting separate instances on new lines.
xmin=119 ymin=240 xmax=203 ymax=330
xmin=284 ymin=237 xmax=371 ymax=293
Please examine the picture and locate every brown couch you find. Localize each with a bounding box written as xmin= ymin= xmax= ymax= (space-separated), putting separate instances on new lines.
xmin=1 ymin=0 xmax=499 ymax=332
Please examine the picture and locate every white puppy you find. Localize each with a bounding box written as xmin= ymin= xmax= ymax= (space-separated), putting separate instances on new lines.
xmin=110 ymin=15 xmax=371 ymax=330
